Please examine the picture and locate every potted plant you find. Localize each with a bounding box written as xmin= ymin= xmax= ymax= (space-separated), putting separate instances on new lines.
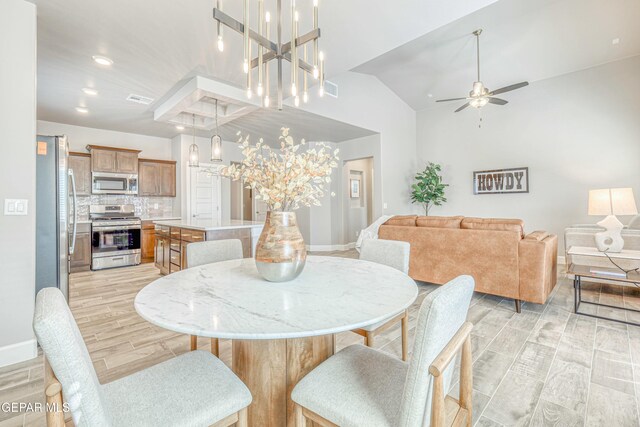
xmin=410 ymin=162 xmax=448 ymax=215
xmin=223 ymin=128 xmax=339 ymax=282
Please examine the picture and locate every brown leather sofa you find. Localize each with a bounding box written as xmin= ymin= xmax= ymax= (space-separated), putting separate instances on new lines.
xmin=378 ymin=215 xmax=558 ymax=311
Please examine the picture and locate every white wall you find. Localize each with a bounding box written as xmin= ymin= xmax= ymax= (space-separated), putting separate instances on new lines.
xmin=300 ymin=72 xmax=418 ymax=216
xmin=416 ymin=56 xmax=640 ymax=246
xmin=37 ymin=121 xmax=173 ymax=159
xmin=0 ymin=0 xmax=38 ymax=367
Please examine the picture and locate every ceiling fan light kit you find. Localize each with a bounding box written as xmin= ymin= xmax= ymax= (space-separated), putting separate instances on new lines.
xmin=436 ymin=29 xmax=529 ymax=122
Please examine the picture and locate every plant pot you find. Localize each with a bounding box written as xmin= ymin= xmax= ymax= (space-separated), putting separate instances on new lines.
xmin=255 ymin=211 xmax=307 ymax=282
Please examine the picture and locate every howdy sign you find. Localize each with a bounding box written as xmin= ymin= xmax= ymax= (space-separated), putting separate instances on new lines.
xmin=473 ymin=167 xmax=529 ymax=195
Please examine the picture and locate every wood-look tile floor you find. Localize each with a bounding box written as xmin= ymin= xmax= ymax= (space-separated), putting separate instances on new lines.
xmin=2 ymin=252 xmax=640 ymax=426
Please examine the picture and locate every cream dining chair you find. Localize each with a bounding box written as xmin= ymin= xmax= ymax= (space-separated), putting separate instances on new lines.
xmin=353 ymin=238 xmax=411 ymax=360
xmin=292 ymin=275 xmax=475 ymax=427
xmin=185 ymin=239 xmax=244 ymax=355
xmin=33 ymin=287 xmax=252 ymax=427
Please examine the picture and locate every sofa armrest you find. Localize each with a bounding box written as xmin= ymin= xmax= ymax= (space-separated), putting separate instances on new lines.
xmin=518 ymin=232 xmax=558 ymax=304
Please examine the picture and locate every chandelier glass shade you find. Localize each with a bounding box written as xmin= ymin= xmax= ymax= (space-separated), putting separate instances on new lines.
xmin=188 ymin=114 xmax=200 ymax=168
xmin=213 ymin=0 xmax=325 ymax=110
xmin=210 ymin=99 xmax=223 ymax=162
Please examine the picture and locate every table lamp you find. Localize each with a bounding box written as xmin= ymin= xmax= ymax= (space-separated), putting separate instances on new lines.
xmin=588 ymin=188 xmax=638 ymax=252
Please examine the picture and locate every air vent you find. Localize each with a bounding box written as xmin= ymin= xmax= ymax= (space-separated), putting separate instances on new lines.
xmin=126 ymin=94 xmax=154 ymax=105
xmin=324 ymin=80 xmax=338 ymax=98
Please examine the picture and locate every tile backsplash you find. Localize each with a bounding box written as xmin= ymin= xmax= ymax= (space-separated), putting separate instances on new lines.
xmin=76 ymin=195 xmax=175 ymax=220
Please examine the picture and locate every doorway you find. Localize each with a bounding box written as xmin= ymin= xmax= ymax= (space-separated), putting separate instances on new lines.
xmin=343 ymin=157 xmax=374 ymax=243
xmin=187 ymin=163 xmax=222 ymax=221
xmin=229 ymin=161 xmax=255 ymax=221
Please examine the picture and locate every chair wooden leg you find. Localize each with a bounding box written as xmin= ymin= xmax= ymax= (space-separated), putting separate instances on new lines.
xmin=364 ymin=331 xmax=374 ymax=348
xmin=44 ymin=358 xmax=65 ymax=427
xmin=401 ymin=310 xmax=409 ymax=361
xmin=431 ymin=373 xmax=445 ymax=427
xmin=237 ymin=407 xmax=248 ymax=427
xmin=211 ymin=338 xmax=219 ymax=357
xmin=460 ymin=334 xmax=473 ymax=426
xmin=332 ymin=333 xmax=336 ymax=353
xmin=294 ymin=403 xmax=306 ymax=427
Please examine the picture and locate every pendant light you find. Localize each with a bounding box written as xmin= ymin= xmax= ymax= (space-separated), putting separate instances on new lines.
xmin=188 ymin=114 xmax=199 ymax=168
xmin=210 ymin=99 xmax=222 ymax=162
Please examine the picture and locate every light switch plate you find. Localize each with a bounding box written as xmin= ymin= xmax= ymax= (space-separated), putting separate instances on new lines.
xmin=4 ymin=199 xmax=28 ymax=215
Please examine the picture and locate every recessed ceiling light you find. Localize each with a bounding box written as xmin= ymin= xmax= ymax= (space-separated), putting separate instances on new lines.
xmin=75 ymin=107 xmax=89 ymax=114
xmin=427 ymin=93 xmax=433 ymax=98
xmin=175 ymin=125 xmax=185 ymax=131
xmin=92 ymin=55 xmax=113 ymax=66
xmin=82 ymin=87 xmax=98 ymax=96
xmin=612 ymin=38 xmax=620 ymax=45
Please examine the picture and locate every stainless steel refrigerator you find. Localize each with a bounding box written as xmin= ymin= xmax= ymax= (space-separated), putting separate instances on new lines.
xmin=36 ymin=135 xmax=77 ymax=300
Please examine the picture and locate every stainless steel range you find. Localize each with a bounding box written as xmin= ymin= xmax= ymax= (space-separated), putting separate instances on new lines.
xmin=90 ymin=205 xmax=141 ymax=270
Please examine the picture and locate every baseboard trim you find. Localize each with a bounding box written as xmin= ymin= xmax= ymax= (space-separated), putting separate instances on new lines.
xmin=0 ymin=338 xmax=38 ymax=368
xmin=307 ymin=242 xmax=356 ymax=252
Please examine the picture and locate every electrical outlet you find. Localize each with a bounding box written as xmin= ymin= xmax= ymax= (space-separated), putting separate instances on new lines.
xmin=383 ymin=202 xmax=388 ymax=209
xmin=153 ymin=203 xmax=159 ymax=209
xmin=4 ymin=199 xmax=28 ymax=215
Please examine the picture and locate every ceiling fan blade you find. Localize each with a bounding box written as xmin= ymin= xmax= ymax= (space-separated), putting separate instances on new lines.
xmin=489 ymin=81 xmax=529 ymax=96
xmin=487 ymin=97 xmax=508 ymax=105
xmin=454 ymin=103 xmax=470 ymax=113
xmin=436 ymin=97 xmax=467 ymax=103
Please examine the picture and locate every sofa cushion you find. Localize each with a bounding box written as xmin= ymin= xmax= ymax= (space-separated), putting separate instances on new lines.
xmin=384 ymin=215 xmax=417 ymax=226
xmin=461 ymin=217 xmax=525 ymax=238
xmin=416 ymin=216 xmax=463 ymax=229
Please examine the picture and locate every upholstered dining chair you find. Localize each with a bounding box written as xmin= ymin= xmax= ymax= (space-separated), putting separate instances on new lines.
xmin=354 ymin=238 xmax=411 ymax=360
xmin=292 ymin=275 xmax=475 ymax=427
xmin=186 ymin=239 xmax=244 ymax=355
xmin=33 ymin=288 xmax=252 ymax=427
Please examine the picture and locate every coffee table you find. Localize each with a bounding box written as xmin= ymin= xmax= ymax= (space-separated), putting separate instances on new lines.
xmin=568 ymin=246 xmax=640 ymax=326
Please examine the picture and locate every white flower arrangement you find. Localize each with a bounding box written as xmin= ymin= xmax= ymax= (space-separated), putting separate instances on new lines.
xmin=222 ymin=127 xmax=339 ymax=212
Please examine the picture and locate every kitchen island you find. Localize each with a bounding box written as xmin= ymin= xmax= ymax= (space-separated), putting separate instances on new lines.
xmin=152 ymin=219 xmax=264 ymax=275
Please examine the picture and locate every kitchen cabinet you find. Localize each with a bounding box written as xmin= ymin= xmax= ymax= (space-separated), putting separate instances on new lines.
xmin=68 ymin=152 xmax=91 ymax=196
xmin=87 ymin=145 xmax=141 ymax=174
xmin=141 ymin=221 xmax=156 ymax=263
xmin=69 ymin=224 xmax=91 ymax=273
xmin=154 ymin=235 xmax=170 ymax=275
xmin=153 ymin=224 xmax=206 ymax=275
xmin=138 ymin=159 xmax=176 ymax=197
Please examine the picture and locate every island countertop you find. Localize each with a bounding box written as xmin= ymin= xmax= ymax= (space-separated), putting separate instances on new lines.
xmin=152 ymin=218 xmax=264 ymax=231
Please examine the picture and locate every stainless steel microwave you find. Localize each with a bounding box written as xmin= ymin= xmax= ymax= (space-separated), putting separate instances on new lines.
xmin=92 ymin=172 xmax=138 ymax=195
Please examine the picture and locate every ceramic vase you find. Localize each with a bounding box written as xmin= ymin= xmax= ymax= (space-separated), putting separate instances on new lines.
xmin=255 ymin=211 xmax=307 ymax=282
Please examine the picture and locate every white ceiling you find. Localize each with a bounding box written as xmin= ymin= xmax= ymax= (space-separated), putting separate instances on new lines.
xmin=30 ymin=0 xmax=497 ymax=140
xmin=354 ymin=0 xmax=640 ymax=111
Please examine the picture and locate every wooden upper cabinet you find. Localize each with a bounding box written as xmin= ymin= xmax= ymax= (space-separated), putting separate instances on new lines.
xmin=138 ymin=159 xmax=176 ymax=197
xmin=87 ymin=145 xmax=141 ymax=174
xmin=158 ymin=162 xmax=176 ymax=196
xmin=116 ymin=151 xmax=138 ymax=174
xmin=91 ymin=148 xmax=117 ymax=173
xmin=68 ymin=152 xmax=91 ymax=196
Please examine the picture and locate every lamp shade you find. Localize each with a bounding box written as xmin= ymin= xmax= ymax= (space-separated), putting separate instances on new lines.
xmin=588 ymin=188 xmax=638 ymax=216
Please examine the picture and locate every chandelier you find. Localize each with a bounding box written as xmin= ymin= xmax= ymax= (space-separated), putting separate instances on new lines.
xmin=213 ymin=0 xmax=325 ymax=111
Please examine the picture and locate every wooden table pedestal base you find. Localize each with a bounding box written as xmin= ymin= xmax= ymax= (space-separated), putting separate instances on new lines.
xmin=232 ymin=335 xmax=335 ymax=427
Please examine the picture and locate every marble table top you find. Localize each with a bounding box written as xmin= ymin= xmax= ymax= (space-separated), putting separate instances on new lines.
xmin=134 ymin=256 xmax=418 ymax=340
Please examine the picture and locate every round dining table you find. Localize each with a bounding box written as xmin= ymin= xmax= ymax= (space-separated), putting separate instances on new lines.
xmin=135 ymin=255 xmax=418 ymax=427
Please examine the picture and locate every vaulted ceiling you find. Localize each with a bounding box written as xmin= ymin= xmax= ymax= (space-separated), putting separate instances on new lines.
xmin=30 ymin=0 xmax=497 ymax=140
xmin=355 ymin=0 xmax=640 ymax=110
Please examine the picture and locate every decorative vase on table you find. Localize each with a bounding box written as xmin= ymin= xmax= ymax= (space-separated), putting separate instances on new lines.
xmin=255 ymin=211 xmax=307 ymax=282
xmin=221 ymin=127 xmax=339 ymax=282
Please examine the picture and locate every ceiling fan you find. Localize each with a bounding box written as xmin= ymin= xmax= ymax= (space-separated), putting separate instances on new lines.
xmin=436 ymin=29 xmax=528 ymax=113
